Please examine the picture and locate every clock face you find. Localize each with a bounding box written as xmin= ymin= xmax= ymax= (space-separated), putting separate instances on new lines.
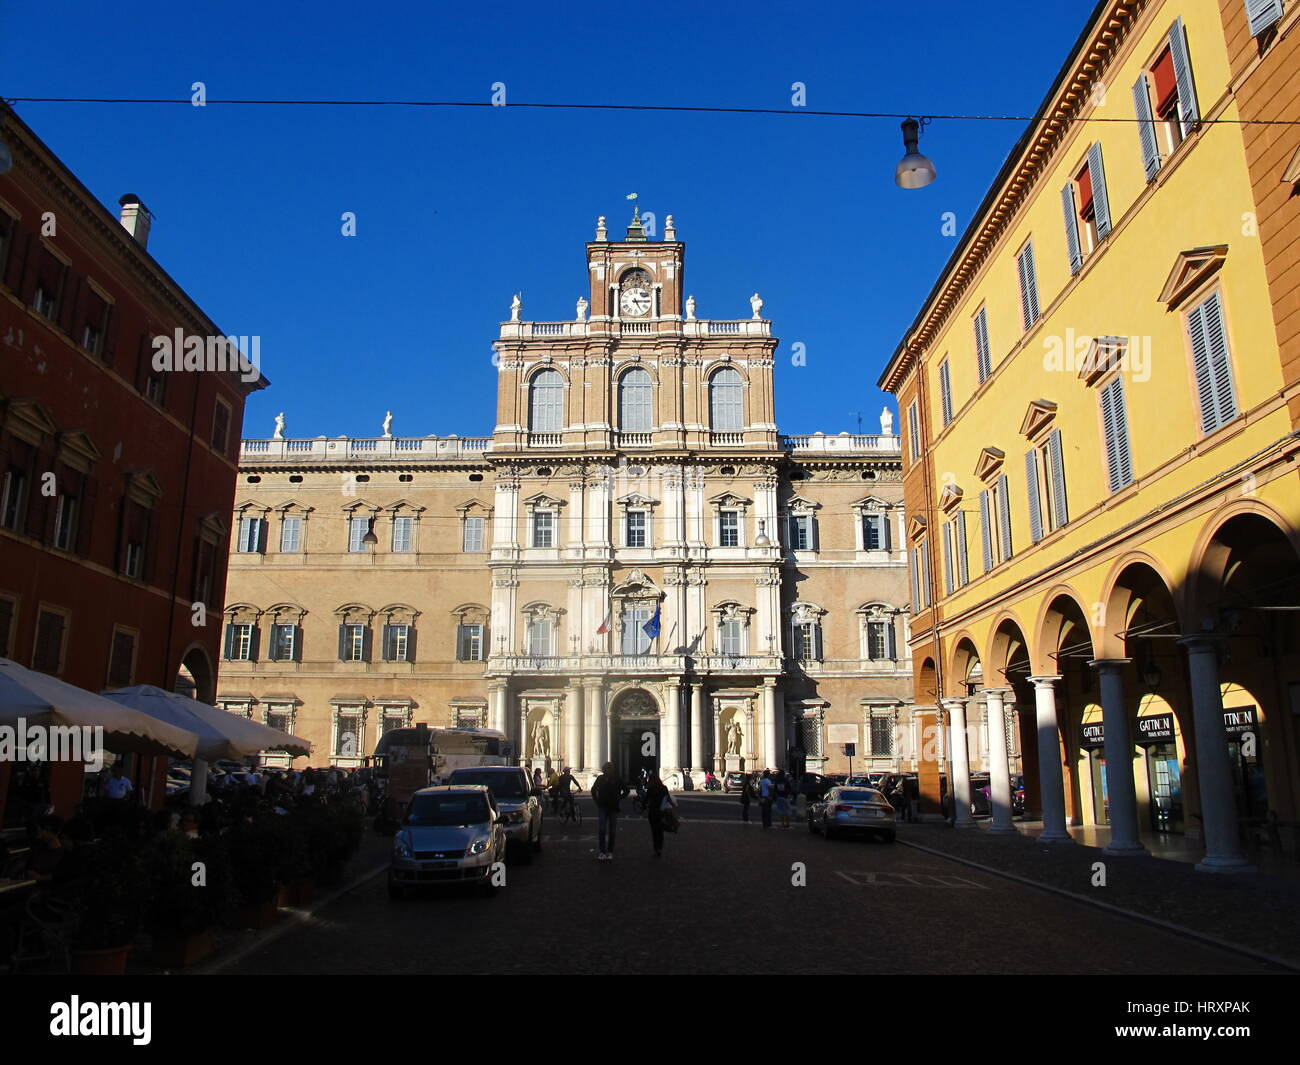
xmin=620 ymin=286 xmax=653 ymax=317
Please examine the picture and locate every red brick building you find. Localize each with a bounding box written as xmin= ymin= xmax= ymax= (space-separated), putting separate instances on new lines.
xmin=0 ymin=104 xmax=266 ymax=819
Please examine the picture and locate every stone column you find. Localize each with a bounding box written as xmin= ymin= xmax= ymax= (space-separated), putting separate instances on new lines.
xmin=663 ymin=679 xmax=682 ymax=775
xmin=1029 ymin=676 xmax=1071 ymax=842
xmin=1090 ymin=659 xmax=1147 ymax=856
xmin=1179 ymin=636 xmax=1254 ymax=873
xmin=565 ymin=681 xmax=582 ymax=771
xmin=605 ymin=706 xmax=616 ymax=775
xmin=690 ymin=683 xmax=705 ymax=775
xmin=712 ymin=704 xmax=722 ymax=774
xmin=584 ymin=681 xmax=604 ymax=775
xmin=983 ymin=688 xmax=1015 ymax=834
xmin=941 ymin=698 xmax=974 ymax=827
xmin=762 ymin=679 xmax=779 ymax=769
xmin=491 ymin=683 xmax=508 ymax=735
xmin=518 ymin=703 xmax=529 ymax=766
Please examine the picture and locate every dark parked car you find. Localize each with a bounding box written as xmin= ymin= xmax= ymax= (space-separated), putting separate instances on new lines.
xmin=807 ymin=787 xmax=897 ymax=842
xmin=723 ymin=771 xmax=751 ymax=794
xmin=798 ymin=773 xmax=834 ymax=801
xmin=446 ymin=766 xmax=543 ymax=863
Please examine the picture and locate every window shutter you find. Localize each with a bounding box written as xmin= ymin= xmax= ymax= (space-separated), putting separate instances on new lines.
xmin=974 ymin=308 xmax=991 ymax=383
xmin=1087 ymin=143 xmax=1112 ymax=240
xmin=362 ymin=626 xmax=373 ymax=663
xmin=997 ymin=473 xmax=1013 ymax=561
xmin=955 ymin=511 xmax=969 ymax=586
xmin=881 ymin=512 xmax=892 ymax=551
xmin=942 ymin=521 xmax=955 ymax=596
xmin=1246 ymin=0 xmax=1284 ymax=37
xmin=813 ymin=625 xmax=823 ymax=662
xmin=907 ymin=402 xmax=921 ymax=459
xmin=1101 ymin=378 xmax=1134 ymax=492
xmin=293 ymin=625 xmax=303 ymax=662
xmin=248 ymin=626 xmax=260 ymax=663
xmin=939 ymin=361 xmax=953 ymax=425
xmin=406 ymin=626 xmax=418 ymax=663
xmin=1133 ymin=74 xmax=1161 ymax=181
xmin=920 ymin=539 xmax=931 ymax=608
xmin=909 ymin=549 xmax=920 ymax=611
xmin=1018 ymin=245 xmax=1039 ymax=331
xmin=979 ymin=490 xmax=993 ymax=573
xmin=1061 ymin=183 xmax=1083 ymax=275
xmin=1025 ymin=449 xmax=1043 ymax=544
xmin=1203 ymin=292 xmax=1237 ymax=429
xmin=1048 ymin=429 xmax=1069 ymax=527
xmin=1168 ymin=17 xmax=1199 ymax=132
xmin=223 ymin=623 xmax=236 ymax=660
xmin=337 ymin=624 xmax=348 ymax=661
xmin=886 ymin=622 xmax=897 ymax=660
xmin=383 ymin=624 xmax=395 ymax=661
xmin=1188 ymin=300 xmax=1218 ymax=432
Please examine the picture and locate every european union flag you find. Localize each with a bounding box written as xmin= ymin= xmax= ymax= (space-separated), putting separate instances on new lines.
xmin=642 ymin=604 xmax=661 ymax=640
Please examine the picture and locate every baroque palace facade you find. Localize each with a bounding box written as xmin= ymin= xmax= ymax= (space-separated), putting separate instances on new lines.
xmin=220 ymin=213 xmax=922 ymax=783
xmin=881 ymin=0 xmax=1300 ymax=866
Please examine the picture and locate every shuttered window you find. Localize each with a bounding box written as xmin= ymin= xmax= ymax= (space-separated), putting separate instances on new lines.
xmin=1100 ymin=377 xmax=1135 ymax=493
xmin=955 ymin=511 xmax=970 ymax=586
xmin=270 ymin=623 xmax=299 ymax=661
xmin=1186 ymin=291 xmax=1237 ymax=434
xmin=1061 ymin=182 xmax=1083 ymax=275
xmin=1026 ymin=449 xmax=1044 ymax=545
xmin=33 ymin=610 xmax=67 ymax=674
xmin=457 ymin=623 xmax=484 ymax=661
xmin=1246 ymin=0 xmax=1284 ymax=37
xmin=907 ymin=401 xmax=921 ymax=459
xmin=1017 ymin=244 xmax=1040 ymax=331
xmin=1087 ymin=143 xmax=1113 ymax=241
xmin=348 ymin=516 xmax=369 ymax=552
xmin=909 ymin=548 xmax=921 ymax=613
xmin=710 ymin=368 xmax=744 ymax=431
xmin=996 ymin=473 xmax=1013 ymax=563
xmin=462 ymin=515 xmax=484 ymax=553
xmin=619 ymin=367 xmax=653 ymax=432
xmin=392 ymin=515 xmax=413 ymax=553
xmin=1047 ymin=429 xmax=1069 ymax=528
xmin=942 ymin=521 xmax=955 ymax=596
xmin=280 ymin=516 xmax=301 ymax=553
xmin=237 ymin=516 xmax=264 ymax=553
xmin=939 ymin=360 xmax=953 ymax=426
xmin=974 ymin=307 xmax=992 ymax=383
xmin=1134 ymin=72 xmax=1162 ymax=181
xmin=919 ymin=539 xmax=932 ymax=609
xmin=979 ymin=490 xmax=994 ymax=573
xmin=529 ymin=369 xmax=564 ymax=432
xmin=1168 ymin=19 xmax=1200 ymax=135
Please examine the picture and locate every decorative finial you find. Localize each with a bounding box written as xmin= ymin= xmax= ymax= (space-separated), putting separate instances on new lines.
xmin=596 ymin=216 xmax=607 ymax=241
xmin=664 ymin=214 xmax=676 ymax=240
xmin=510 ymin=293 xmax=521 ymax=322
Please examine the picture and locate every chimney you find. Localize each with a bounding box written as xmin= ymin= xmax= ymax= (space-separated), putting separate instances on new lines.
xmin=118 ymin=193 xmax=152 ymax=249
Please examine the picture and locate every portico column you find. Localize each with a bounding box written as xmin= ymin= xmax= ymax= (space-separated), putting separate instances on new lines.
xmin=583 ymin=681 xmax=603 ymax=775
xmin=762 ymin=679 xmax=778 ymax=770
xmin=564 ymin=682 xmax=582 ymax=770
xmin=941 ymin=698 xmax=974 ymax=827
xmin=712 ymin=705 xmax=722 ymax=773
xmin=491 ymin=683 xmax=508 ymax=735
xmin=1179 ymin=636 xmax=1254 ymax=873
xmin=690 ymin=683 xmax=704 ymax=774
xmin=663 ymin=680 xmax=682 ymax=776
xmin=518 ymin=702 xmax=529 ymax=766
xmin=1089 ymin=659 xmax=1147 ymax=856
xmin=1029 ymin=676 xmax=1072 ymax=842
xmin=983 ymin=688 xmax=1015 ymax=834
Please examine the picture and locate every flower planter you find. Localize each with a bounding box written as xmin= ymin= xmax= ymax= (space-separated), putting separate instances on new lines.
xmin=71 ymin=944 xmax=132 ymax=975
xmin=153 ymin=929 xmax=215 ymax=968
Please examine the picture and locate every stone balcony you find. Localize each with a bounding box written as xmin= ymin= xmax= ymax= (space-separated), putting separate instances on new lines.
xmin=240 ymin=436 xmax=491 ymax=463
xmin=498 ymin=318 xmax=772 ymax=340
xmin=486 ymin=652 xmax=783 ymax=678
xmin=780 ymin=432 xmax=901 ymax=454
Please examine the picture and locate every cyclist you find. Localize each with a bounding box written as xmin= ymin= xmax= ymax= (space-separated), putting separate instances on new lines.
xmin=554 ymin=766 xmax=584 ymax=820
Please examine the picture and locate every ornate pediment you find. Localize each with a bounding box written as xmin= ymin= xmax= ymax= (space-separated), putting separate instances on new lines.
xmin=851 ymin=495 xmax=889 ymax=512
xmin=2 ymin=398 xmax=58 ymax=444
xmin=384 ymin=498 xmax=427 ymax=514
xmin=615 ymin=492 xmax=660 ymax=509
xmin=125 ymin=469 xmax=164 ymax=506
xmin=340 ymin=498 xmax=379 ymax=514
xmin=789 ymin=600 xmax=826 ymax=624
xmin=1158 ymin=245 xmax=1228 ymax=309
xmin=56 ymin=430 xmax=101 ymax=473
xmin=522 ymin=492 xmax=566 ymax=509
xmin=612 ymin=569 xmax=661 ymax=598
xmin=906 ymin=514 xmax=928 ymax=542
xmin=973 ymin=447 xmax=1005 ymax=482
xmin=274 ymin=499 xmax=315 ymax=514
xmin=198 ymin=512 xmax=228 ymax=543
xmin=1019 ymin=400 xmax=1058 ymax=439
xmin=784 ymin=494 xmax=820 ymax=513
xmin=707 ymin=491 xmax=752 ymax=510
xmin=710 ymin=600 xmax=756 ymax=622
xmin=455 ymin=498 xmax=493 ymax=515
xmin=938 ymin=483 xmax=964 ymax=514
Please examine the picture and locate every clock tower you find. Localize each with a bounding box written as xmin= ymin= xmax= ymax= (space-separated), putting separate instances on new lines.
xmin=586 ymin=208 xmax=685 ymax=321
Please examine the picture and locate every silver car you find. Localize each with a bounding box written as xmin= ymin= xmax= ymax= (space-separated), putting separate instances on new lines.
xmin=808 ymin=786 xmax=897 ymax=842
xmin=388 ymin=785 xmax=506 ymax=899
xmin=447 ymin=766 xmax=544 ymax=863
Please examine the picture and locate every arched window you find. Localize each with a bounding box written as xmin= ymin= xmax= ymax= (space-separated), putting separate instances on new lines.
xmin=529 ymin=369 xmax=564 ymax=432
xmin=619 ymin=368 xmax=653 ymax=432
xmin=710 ymin=367 xmax=743 ymax=431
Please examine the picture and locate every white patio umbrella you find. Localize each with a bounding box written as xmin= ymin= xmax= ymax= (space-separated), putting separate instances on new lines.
xmin=100 ymin=684 xmax=312 ymax=804
xmin=0 ymin=657 xmax=200 ymax=760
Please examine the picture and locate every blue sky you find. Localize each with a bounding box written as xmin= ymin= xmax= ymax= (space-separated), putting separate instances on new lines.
xmin=2 ymin=1 xmax=1094 ymax=439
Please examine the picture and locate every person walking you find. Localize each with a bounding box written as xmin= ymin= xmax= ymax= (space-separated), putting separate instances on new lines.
xmin=739 ymin=775 xmax=752 ymax=822
xmin=591 ymin=762 xmax=627 ymax=861
xmin=774 ymin=770 xmax=792 ymax=828
xmin=645 ymin=772 xmax=674 ymax=857
xmin=758 ymin=769 xmax=774 ymax=828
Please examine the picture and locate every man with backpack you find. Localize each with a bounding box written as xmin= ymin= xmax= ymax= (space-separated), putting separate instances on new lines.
xmin=773 ymin=769 xmax=792 ymax=828
xmin=591 ymin=762 xmax=628 ymax=861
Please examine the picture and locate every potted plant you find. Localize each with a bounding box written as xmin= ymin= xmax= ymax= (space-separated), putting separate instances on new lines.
xmin=275 ymin=815 xmax=314 ymax=907
xmin=299 ymin=804 xmax=365 ymax=886
xmin=144 ymin=831 xmax=233 ymax=967
xmin=66 ymin=840 xmax=152 ymax=975
xmin=226 ymin=815 xmax=289 ymax=929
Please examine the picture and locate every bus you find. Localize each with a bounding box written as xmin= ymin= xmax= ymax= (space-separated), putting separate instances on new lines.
xmin=372 ymin=724 xmax=510 ymax=822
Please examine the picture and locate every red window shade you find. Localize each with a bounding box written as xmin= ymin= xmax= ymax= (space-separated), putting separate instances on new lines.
xmin=1075 ymin=165 xmax=1094 ymax=216
xmin=1151 ymin=47 xmax=1177 ymax=112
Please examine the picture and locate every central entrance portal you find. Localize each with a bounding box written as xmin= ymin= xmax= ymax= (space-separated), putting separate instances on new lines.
xmin=610 ymin=688 xmax=661 ymax=782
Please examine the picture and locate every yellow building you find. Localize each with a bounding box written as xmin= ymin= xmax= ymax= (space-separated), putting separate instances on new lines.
xmin=880 ymin=0 xmax=1300 ymax=869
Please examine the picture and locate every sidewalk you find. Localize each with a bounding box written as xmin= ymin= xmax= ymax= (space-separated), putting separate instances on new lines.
xmin=897 ymin=820 xmax=1300 ymax=968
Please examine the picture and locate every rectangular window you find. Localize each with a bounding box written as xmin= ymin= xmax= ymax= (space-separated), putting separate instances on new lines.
xmin=266 ymin=706 xmax=293 ymax=739
xmin=870 ymin=717 xmax=894 ymax=756
xmin=1186 ymin=291 xmax=1237 ymax=435
xmin=867 ymin=620 xmax=890 ymax=660
xmin=348 ymin=516 xmax=369 ymax=552
xmin=124 ymin=541 xmax=143 ymax=579
xmin=340 ymin=624 xmax=367 ymax=662
xmin=942 ymin=520 xmax=956 ymax=596
xmin=621 ymin=606 xmax=652 ymax=655
xmin=862 ymin=513 xmax=890 ymax=551
xmin=1 ymin=469 xmax=27 ymax=530
xmin=0 ymin=596 xmax=15 ymax=658
xmin=463 ymin=515 xmax=485 ymax=553
xmin=974 ymin=307 xmax=992 ymax=383
xmin=625 ymin=510 xmax=647 ymax=548
xmin=335 ymin=713 xmax=362 ymax=757
xmin=211 ymin=399 xmax=231 ymax=455
xmin=392 ymin=515 xmax=413 ymax=553
xmin=1063 ymin=145 xmax=1112 ymax=275
xmin=270 ymin=623 xmax=298 ymax=662
xmin=719 ymin=510 xmax=739 ymax=548
xmin=939 ymin=360 xmax=953 ymax=427
xmin=719 ymin=619 xmax=745 ymax=656
xmin=532 ymin=511 xmax=555 ymax=548
xmin=908 ymin=401 xmax=921 ymax=459
xmin=919 ymin=539 xmax=932 ymax=608
xmin=1017 ymin=243 xmax=1040 ymax=331
xmin=53 ymin=493 xmax=77 ymax=551
xmin=457 ymin=623 xmax=484 ymax=662
xmin=384 ymin=623 xmax=410 ymax=662
xmin=237 ymin=516 xmax=264 ymax=554
xmin=527 ymin=619 xmax=553 ymax=657
xmin=792 ymin=622 xmax=820 ymax=663
xmin=280 ymin=516 xmax=301 ymax=553
xmin=789 ymin=514 xmax=812 ymax=551
xmin=224 ymin=622 xmax=255 ymax=662
xmin=955 ymin=510 xmax=970 ymax=586
xmin=144 ymin=373 xmax=165 ymax=405
xmin=1100 ymin=376 xmax=1135 ymax=493
xmin=33 ymin=609 xmax=67 ymax=675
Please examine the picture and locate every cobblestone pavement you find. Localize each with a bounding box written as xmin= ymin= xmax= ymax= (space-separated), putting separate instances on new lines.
xmin=218 ymin=795 xmax=1287 ymax=975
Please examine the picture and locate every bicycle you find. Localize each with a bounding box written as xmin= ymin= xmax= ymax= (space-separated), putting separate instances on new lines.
xmin=559 ymin=794 xmax=582 ymax=825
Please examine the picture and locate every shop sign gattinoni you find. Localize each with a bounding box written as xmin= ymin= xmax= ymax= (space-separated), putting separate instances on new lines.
xmin=1223 ymin=706 xmax=1257 ymax=735
xmin=1135 ymin=713 xmax=1175 ymax=744
xmin=1080 ymin=721 xmax=1105 ymax=749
